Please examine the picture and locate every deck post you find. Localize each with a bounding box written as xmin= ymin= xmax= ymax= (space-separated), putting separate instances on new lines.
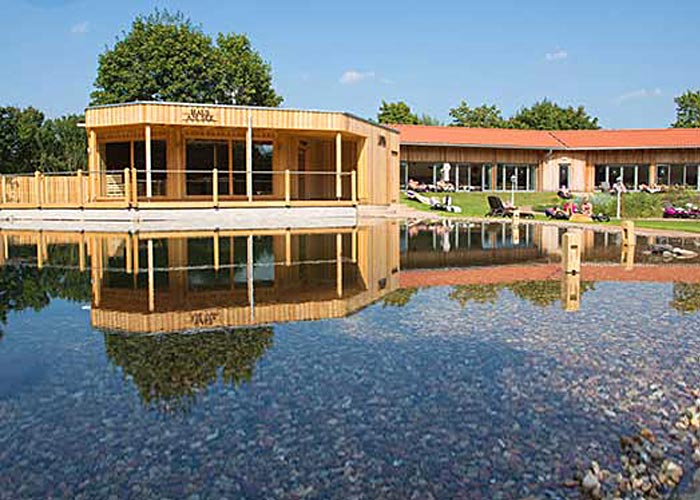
xmin=132 ymin=232 xmax=140 ymax=276
xmin=336 ymin=232 xmax=343 ymax=297
xmin=284 ymin=169 xmax=291 ymax=205
xmin=213 ymin=231 xmax=220 ymax=271
xmin=145 ymin=125 xmax=152 ymax=198
xmin=78 ymin=232 xmax=86 ymax=272
xmin=123 ymin=168 xmax=131 ymax=207
xmin=37 ymin=231 xmax=45 ymax=269
xmin=213 ymin=168 xmax=219 ymax=208
xmin=147 ymin=239 xmax=155 ymax=313
xmin=351 ymin=229 xmax=357 ymax=263
xmin=336 ymin=132 xmax=342 ymax=199
xmin=1 ymin=175 xmax=6 ymax=204
xmin=76 ymin=170 xmax=84 ymax=207
xmin=91 ymin=238 xmax=101 ymax=308
xmin=246 ymin=114 xmax=253 ymax=202
xmin=247 ymin=234 xmax=255 ymax=321
xmin=351 ymin=170 xmax=357 ymax=203
xmin=125 ymin=233 xmax=132 ymax=274
xmin=131 ymin=167 xmax=138 ymax=206
xmin=34 ymin=171 xmax=42 ymax=208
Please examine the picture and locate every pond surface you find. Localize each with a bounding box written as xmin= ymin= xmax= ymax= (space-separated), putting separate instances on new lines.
xmin=2 ymin=221 xmax=700 ymax=499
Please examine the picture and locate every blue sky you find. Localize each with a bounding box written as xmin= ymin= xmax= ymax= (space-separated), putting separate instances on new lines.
xmin=2 ymin=0 xmax=699 ymax=128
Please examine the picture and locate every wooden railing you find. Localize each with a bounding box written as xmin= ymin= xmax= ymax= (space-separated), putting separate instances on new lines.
xmin=0 ymin=169 xmax=358 ymax=209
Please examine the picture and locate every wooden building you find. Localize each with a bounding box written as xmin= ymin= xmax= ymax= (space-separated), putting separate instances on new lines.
xmin=0 ymin=102 xmax=400 ymax=212
xmin=396 ymin=125 xmax=700 ymax=192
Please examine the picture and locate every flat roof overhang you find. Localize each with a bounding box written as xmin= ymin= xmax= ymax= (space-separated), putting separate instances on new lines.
xmin=85 ymin=101 xmax=399 ymax=136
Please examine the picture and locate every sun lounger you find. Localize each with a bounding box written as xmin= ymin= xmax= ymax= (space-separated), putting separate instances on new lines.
xmin=485 ymin=196 xmax=535 ymax=219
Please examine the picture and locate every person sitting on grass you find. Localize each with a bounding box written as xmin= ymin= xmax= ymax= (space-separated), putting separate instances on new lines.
xmin=580 ymin=196 xmax=593 ymax=217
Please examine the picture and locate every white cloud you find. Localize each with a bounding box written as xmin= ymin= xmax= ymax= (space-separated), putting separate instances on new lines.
xmin=70 ymin=21 xmax=89 ymax=35
xmin=616 ymin=88 xmax=662 ymax=104
xmin=545 ymin=49 xmax=568 ymax=61
xmin=339 ymin=70 xmax=375 ymax=85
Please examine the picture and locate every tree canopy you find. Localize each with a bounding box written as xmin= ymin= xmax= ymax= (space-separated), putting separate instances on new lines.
xmin=449 ymin=101 xmax=506 ymax=128
xmin=91 ymin=9 xmax=282 ymax=107
xmin=377 ymin=100 xmax=419 ymax=125
xmin=508 ymin=99 xmax=600 ymax=130
xmin=377 ymin=101 xmax=445 ymax=125
xmin=672 ymin=90 xmax=700 ymax=128
xmin=0 ymin=106 xmax=86 ymax=174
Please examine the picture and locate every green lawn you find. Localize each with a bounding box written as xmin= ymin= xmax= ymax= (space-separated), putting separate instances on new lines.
xmin=401 ymin=191 xmax=560 ymax=217
xmin=400 ymin=191 xmax=700 ymax=234
xmin=631 ymin=219 xmax=700 ymax=234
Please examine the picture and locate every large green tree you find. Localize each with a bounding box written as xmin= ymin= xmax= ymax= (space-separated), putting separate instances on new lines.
xmin=508 ymin=99 xmax=600 ymax=130
xmin=0 ymin=106 xmax=44 ymax=173
xmin=0 ymin=107 xmax=86 ymax=174
xmin=39 ymin=114 xmax=87 ymax=172
xmin=672 ymin=90 xmax=700 ymax=128
xmin=449 ymin=101 xmax=506 ymax=128
xmin=377 ymin=100 xmax=419 ymax=125
xmin=91 ymin=10 xmax=282 ymax=106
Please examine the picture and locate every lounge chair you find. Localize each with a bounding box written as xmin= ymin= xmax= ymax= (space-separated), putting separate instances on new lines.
xmin=485 ymin=196 xmax=535 ymax=219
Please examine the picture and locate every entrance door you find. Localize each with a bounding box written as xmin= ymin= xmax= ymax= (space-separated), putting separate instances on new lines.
xmin=559 ymin=164 xmax=570 ymax=189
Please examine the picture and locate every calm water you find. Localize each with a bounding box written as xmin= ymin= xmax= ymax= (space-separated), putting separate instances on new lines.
xmin=2 ymin=221 xmax=700 ymax=499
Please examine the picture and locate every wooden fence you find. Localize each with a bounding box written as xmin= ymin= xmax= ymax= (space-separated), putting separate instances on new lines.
xmin=0 ymin=169 xmax=358 ymax=209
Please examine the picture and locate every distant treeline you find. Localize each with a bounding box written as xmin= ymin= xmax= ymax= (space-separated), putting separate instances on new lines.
xmin=0 ymin=106 xmax=87 ymax=174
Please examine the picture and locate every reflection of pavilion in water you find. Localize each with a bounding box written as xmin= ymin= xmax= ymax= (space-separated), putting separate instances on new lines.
xmin=0 ymin=223 xmax=400 ymax=333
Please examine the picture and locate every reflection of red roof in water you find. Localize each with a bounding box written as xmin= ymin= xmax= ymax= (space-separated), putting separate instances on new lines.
xmin=399 ymin=264 xmax=700 ymax=288
xmin=394 ymin=124 xmax=700 ymax=150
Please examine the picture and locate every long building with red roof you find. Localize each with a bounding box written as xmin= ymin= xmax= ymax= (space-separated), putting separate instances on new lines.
xmin=395 ymin=124 xmax=700 ymax=192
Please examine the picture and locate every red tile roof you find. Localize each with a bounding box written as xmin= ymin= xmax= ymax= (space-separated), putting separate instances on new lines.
xmin=553 ymin=128 xmax=700 ymax=149
xmin=394 ymin=124 xmax=562 ymax=149
xmin=394 ymin=124 xmax=700 ymax=150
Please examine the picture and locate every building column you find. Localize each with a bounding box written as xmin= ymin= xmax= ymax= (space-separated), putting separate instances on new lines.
xmin=336 ymin=233 xmax=343 ymax=298
xmin=145 ymin=125 xmax=152 ymax=198
xmin=336 ymin=132 xmax=342 ymax=199
xmin=246 ymin=114 xmax=253 ymax=202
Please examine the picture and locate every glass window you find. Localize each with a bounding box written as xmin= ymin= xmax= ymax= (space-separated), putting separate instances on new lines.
xmin=407 ymin=163 xmax=435 ymax=187
xmin=622 ymin=166 xmax=636 ymax=189
xmin=637 ymin=165 xmax=650 ymax=186
xmin=134 ymin=140 xmax=167 ymax=197
xmin=232 ymin=142 xmax=246 ymax=195
xmin=469 ymin=165 xmax=483 ymax=191
xmin=482 ymin=164 xmax=492 ymax=190
xmin=104 ymin=142 xmax=130 ymax=171
xmin=686 ymin=165 xmax=699 ymax=189
xmin=657 ymin=165 xmax=670 ymax=186
xmin=670 ymin=165 xmax=685 ymax=186
xmin=400 ymin=162 xmax=408 ymax=189
xmin=186 ymin=141 xmax=229 ymax=196
xmin=595 ymin=166 xmax=607 ymax=188
xmin=252 ymin=143 xmax=274 ymax=195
